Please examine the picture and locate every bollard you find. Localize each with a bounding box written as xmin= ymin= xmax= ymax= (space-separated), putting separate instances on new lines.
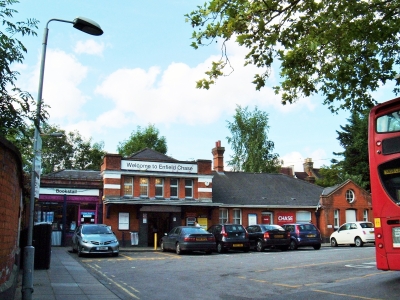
xmin=154 ymin=233 xmax=157 ymax=250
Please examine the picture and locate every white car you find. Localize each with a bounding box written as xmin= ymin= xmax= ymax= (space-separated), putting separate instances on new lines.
xmin=330 ymin=221 xmax=375 ymax=247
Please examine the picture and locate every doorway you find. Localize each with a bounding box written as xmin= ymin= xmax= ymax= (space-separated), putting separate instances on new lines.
xmin=147 ymin=212 xmax=170 ymax=247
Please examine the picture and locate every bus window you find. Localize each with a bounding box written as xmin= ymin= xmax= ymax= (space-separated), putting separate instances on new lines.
xmin=377 ymin=111 xmax=400 ymax=133
xmin=378 ymin=159 xmax=400 ymax=204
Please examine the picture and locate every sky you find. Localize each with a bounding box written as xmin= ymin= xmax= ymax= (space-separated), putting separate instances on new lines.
xmin=12 ymin=0 xmax=397 ymax=171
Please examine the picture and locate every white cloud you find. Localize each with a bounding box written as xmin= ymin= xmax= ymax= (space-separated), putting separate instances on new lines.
xmin=74 ymin=39 xmax=104 ymax=56
xmin=27 ymin=49 xmax=89 ymax=123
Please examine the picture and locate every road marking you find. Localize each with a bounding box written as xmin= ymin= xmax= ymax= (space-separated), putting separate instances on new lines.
xmin=85 ymin=263 xmax=141 ymax=299
xmin=254 ymin=256 xmax=375 ymax=272
xmin=312 ymin=289 xmax=382 ymax=300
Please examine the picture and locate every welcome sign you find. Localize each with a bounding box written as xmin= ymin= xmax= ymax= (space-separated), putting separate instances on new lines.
xmin=121 ymin=160 xmax=198 ymax=173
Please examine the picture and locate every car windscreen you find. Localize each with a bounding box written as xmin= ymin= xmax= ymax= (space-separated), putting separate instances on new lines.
xmin=183 ymin=227 xmax=208 ymax=234
xmin=299 ymin=224 xmax=317 ymax=232
xmin=82 ymin=226 xmax=112 ymax=234
xmin=225 ymin=225 xmax=245 ymax=232
xmin=261 ymin=225 xmax=284 ymax=231
xmin=359 ymin=222 xmax=374 ymax=228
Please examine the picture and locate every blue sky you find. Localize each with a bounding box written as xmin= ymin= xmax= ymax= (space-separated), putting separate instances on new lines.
xmin=13 ymin=0 xmax=396 ymax=171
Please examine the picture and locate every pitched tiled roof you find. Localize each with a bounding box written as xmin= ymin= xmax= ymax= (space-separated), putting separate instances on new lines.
xmin=42 ymin=169 xmax=102 ymax=180
xmin=128 ymin=148 xmax=179 ymax=162
xmin=212 ymin=171 xmax=323 ymax=207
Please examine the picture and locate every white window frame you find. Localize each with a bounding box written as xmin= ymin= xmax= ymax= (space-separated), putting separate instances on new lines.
xmin=219 ymin=209 xmax=228 ymax=224
xmin=334 ymin=209 xmax=340 ymax=228
xmin=346 ymin=189 xmax=355 ymax=203
xmin=140 ymin=177 xmax=149 ymax=197
xmin=123 ymin=176 xmax=133 ymax=196
xmin=155 ymin=178 xmax=164 ymax=198
xmin=232 ymin=209 xmax=242 ymax=224
xmin=363 ymin=209 xmax=369 ymax=221
xmin=185 ymin=179 xmax=193 ymax=199
xmin=170 ymin=178 xmax=179 ymax=199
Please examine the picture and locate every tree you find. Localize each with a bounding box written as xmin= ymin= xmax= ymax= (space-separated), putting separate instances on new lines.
xmin=186 ymin=1 xmax=400 ymax=112
xmin=227 ymin=105 xmax=281 ymax=172
xmin=15 ymin=124 xmax=107 ymax=174
xmin=333 ymin=110 xmax=370 ymax=190
xmin=0 ymin=0 xmax=40 ymax=136
xmin=117 ymin=124 xmax=167 ymax=157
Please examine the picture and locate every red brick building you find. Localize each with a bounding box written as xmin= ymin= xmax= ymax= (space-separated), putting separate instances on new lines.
xmin=316 ymin=179 xmax=372 ymax=242
xmin=101 ymin=148 xmax=220 ymax=247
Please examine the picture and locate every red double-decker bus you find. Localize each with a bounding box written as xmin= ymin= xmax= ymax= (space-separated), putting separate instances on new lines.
xmin=369 ymin=97 xmax=400 ymax=271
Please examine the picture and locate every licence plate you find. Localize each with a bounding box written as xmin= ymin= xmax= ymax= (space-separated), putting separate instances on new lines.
xmin=233 ymin=243 xmax=243 ymax=247
xmin=97 ymin=246 xmax=108 ymax=251
xmin=307 ymin=234 xmax=316 ymax=237
xmin=370 ymin=230 xmax=374 ymax=234
xmin=196 ymin=237 xmax=207 ymax=241
xmin=274 ymin=235 xmax=283 ymax=238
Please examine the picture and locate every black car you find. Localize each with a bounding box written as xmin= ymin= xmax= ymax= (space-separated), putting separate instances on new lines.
xmin=160 ymin=226 xmax=216 ymax=255
xmin=282 ymin=223 xmax=322 ymax=250
xmin=246 ymin=224 xmax=290 ymax=252
xmin=207 ymin=224 xmax=250 ymax=253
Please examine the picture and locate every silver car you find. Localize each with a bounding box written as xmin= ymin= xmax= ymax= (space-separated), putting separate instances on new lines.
xmin=72 ymin=224 xmax=119 ymax=257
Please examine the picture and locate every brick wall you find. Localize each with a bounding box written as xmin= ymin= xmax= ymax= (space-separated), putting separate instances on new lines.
xmin=0 ymin=137 xmax=24 ymax=298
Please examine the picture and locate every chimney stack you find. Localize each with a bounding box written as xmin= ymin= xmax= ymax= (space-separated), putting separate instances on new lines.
xmin=212 ymin=140 xmax=225 ymax=172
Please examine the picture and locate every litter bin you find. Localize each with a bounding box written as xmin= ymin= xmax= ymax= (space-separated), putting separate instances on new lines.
xmin=130 ymin=232 xmax=139 ymax=245
xmin=33 ymin=223 xmax=52 ymax=269
xmin=19 ymin=223 xmax=52 ymax=270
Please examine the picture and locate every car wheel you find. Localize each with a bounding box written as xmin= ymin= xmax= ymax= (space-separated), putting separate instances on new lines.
xmin=256 ymin=240 xmax=264 ymax=252
xmin=355 ymin=237 xmax=363 ymax=247
xmin=289 ymin=240 xmax=297 ymax=250
xmin=77 ymin=245 xmax=83 ymax=257
xmin=161 ymin=241 xmax=166 ymax=252
xmin=313 ymin=244 xmax=321 ymax=250
xmin=176 ymin=242 xmax=182 ymax=255
xmin=217 ymin=242 xmax=225 ymax=253
xmin=330 ymin=238 xmax=338 ymax=247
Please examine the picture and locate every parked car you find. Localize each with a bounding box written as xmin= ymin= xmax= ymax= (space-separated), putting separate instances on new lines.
xmin=207 ymin=224 xmax=250 ymax=253
xmin=71 ymin=224 xmax=119 ymax=257
xmin=246 ymin=224 xmax=290 ymax=252
xmin=330 ymin=221 xmax=375 ymax=247
xmin=282 ymin=223 xmax=322 ymax=250
xmin=160 ymin=226 xmax=216 ymax=255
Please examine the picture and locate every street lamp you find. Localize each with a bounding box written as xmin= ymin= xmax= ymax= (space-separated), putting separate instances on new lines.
xmin=22 ymin=17 xmax=103 ymax=300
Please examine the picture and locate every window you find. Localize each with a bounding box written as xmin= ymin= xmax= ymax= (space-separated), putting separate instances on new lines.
xmin=232 ymin=209 xmax=242 ymax=224
xmin=363 ymin=209 xmax=369 ymax=221
xmin=123 ymin=177 xmax=133 ymax=196
xmin=170 ymin=178 xmax=179 ymax=199
xmin=346 ymin=189 xmax=355 ymax=203
xmin=334 ymin=209 xmax=340 ymax=228
xmin=155 ymin=178 xmax=164 ymax=198
xmin=219 ymin=209 xmax=228 ymax=223
xmin=140 ymin=177 xmax=148 ymax=197
xmin=185 ymin=179 xmax=193 ymax=198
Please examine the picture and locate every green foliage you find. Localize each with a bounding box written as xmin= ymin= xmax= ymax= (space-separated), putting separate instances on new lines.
xmin=17 ymin=124 xmax=107 ymax=174
xmin=334 ymin=110 xmax=370 ymax=190
xmin=0 ymin=0 xmax=40 ymax=136
xmin=117 ymin=124 xmax=167 ymax=157
xmin=186 ymin=0 xmax=400 ymax=112
xmin=226 ymin=105 xmax=281 ymax=172
xmin=316 ymin=111 xmax=370 ymax=189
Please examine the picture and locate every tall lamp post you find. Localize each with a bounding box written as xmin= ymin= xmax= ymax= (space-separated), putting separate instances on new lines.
xmin=22 ymin=17 xmax=103 ymax=300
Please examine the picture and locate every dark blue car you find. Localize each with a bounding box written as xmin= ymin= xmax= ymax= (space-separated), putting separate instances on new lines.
xmin=281 ymin=223 xmax=322 ymax=250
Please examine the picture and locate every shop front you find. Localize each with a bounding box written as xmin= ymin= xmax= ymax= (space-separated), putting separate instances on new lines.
xmin=38 ymin=187 xmax=101 ymax=246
